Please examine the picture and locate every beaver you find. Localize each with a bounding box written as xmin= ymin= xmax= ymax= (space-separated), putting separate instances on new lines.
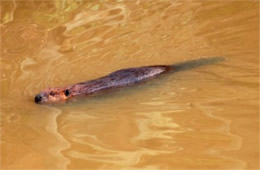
xmin=34 ymin=57 xmax=223 ymax=104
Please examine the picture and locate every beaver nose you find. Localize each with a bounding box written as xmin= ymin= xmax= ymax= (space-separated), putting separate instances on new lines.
xmin=34 ymin=94 xmax=42 ymax=103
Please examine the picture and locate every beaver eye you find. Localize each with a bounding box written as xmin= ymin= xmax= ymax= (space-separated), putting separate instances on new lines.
xmin=50 ymin=91 xmax=55 ymax=96
xmin=64 ymin=89 xmax=70 ymax=96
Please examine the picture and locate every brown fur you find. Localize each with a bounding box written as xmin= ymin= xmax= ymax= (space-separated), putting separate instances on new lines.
xmin=34 ymin=65 xmax=171 ymax=104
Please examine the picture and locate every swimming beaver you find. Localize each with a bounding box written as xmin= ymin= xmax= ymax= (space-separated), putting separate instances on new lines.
xmin=34 ymin=57 xmax=223 ymax=104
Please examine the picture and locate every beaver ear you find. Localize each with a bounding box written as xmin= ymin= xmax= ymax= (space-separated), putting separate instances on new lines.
xmin=64 ymin=89 xmax=70 ymax=96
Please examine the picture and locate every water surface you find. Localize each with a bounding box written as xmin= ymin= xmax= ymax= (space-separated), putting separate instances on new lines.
xmin=0 ymin=0 xmax=259 ymax=169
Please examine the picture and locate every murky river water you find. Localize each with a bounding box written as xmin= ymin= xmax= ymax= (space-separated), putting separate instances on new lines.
xmin=0 ymin=0 xmax=259 ymax=169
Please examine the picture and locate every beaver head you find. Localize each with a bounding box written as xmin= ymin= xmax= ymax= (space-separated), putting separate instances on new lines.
xmin=34 ymin=88 xmax=71 ymax=104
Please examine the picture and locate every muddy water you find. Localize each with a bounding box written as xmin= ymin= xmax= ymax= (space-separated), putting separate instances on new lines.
xmin=0 ymin=0 xmax=259 ymax=169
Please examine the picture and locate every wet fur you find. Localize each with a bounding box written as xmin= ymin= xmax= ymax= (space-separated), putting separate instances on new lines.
xmin=35 ymin=57 xmax=223 ymax=104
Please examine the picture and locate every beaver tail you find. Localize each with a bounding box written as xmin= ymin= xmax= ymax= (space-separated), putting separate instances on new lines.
xmin=171 ymin=57 xmax=224 ymax=72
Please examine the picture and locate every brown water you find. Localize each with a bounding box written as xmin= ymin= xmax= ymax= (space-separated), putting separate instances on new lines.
xmin=0 ymin=0 xmax=259 ymax=169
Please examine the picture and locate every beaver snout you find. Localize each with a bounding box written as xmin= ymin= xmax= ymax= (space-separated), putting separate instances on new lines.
xmin=34 ymin=94 xmax=42 ymax=103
